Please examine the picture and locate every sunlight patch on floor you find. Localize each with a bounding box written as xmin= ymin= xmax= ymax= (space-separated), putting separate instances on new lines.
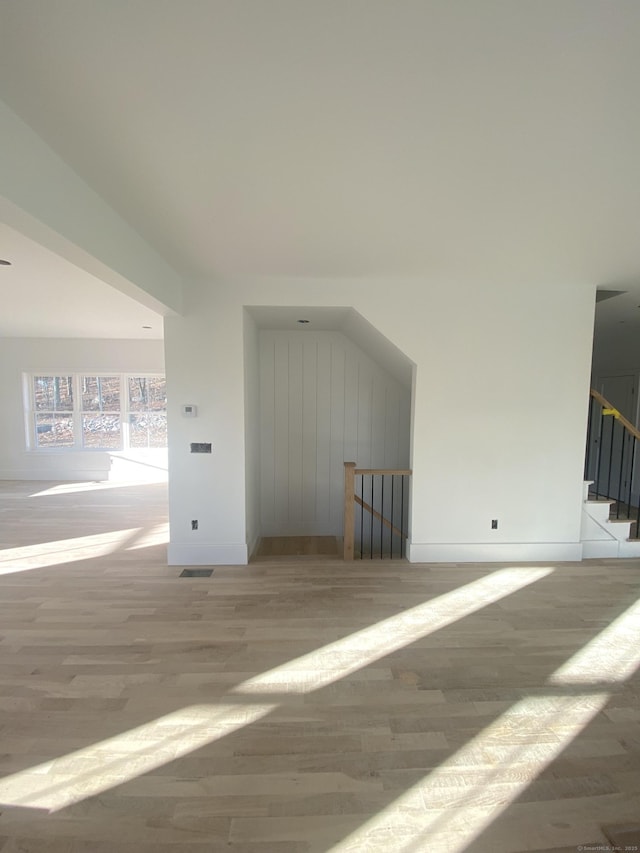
xmin=30 ymin=482 xmax=143 ymax=497
xmin=329 ymin=593 xmax=640 ymax=853
xmin=0 ymin=567 xmax=551 ymax=811
xmin=0 ymin=529 xmax=142 ymax=574
xmin=232 ymin=567 xmax=554 ymax=694
xmin=549 ymin=594 xmax=640 ymax=685
xmin=125 ymin=522 xmax=170 ymax=549
xmin=330 ymin=692 xmax=611 ymax=853
xmin=0 ymin=702 xmax=277 ymax=811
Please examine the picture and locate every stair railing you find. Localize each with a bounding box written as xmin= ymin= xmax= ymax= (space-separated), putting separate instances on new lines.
xmin=343 ymin=462 xmax=411 ymax=559
xmin=585 ymin=388 xmax=640 ymax=537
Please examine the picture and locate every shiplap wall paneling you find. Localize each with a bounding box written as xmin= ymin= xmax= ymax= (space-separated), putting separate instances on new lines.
xmin=301 ymin=339 xmax=318 ymax=530
xmin=287 ymin=337 xmax=304 ymax=531
xmin=356 ymin=368 xmax=372 ymax=467
xmin=274 ymin=338 xmax=291 ymax=532
xmin=258 ymin=338 xmax=275 ymax=535
xmin=315 ymin=340 xmax=332 ymax=533
xmin=328 ymin=342 xmax=347 ymax=534
xmin=259 ymin=330 xmax=410 ymax=537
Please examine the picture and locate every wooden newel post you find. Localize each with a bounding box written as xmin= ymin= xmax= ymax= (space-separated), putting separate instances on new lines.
xmin=343 ymin=462 xmax=356 ymax=560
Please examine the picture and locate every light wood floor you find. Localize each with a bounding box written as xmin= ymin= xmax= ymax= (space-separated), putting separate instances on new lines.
xmin=255 ymin=536 xmax=341 ymax=559
xmin=1 ymin=480 xmax=640 ymax=852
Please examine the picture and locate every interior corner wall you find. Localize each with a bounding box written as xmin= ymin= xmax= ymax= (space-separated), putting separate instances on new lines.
xmin=0 ymin=337 xmax=165 ymax=481
xmin=258 ymin=329 xmax=410 ymax=537
xmin=164 ymin=276 xmax=596 ymax=566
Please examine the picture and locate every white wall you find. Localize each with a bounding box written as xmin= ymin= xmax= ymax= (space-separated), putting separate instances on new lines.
xmin=0 ymin=337 xmax=166 ymax=481
xmin=259 ymin=329 xmax=410 ymax=537
xmin=165 ymin=276 xmax=596 ymax=565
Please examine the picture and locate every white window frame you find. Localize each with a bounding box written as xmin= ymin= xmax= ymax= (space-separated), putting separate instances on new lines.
xmin=24 ymin=372 xmax=167 ymax=452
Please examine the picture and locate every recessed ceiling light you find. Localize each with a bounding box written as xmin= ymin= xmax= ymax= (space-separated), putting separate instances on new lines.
xmin=0 ymin=259 xmax=12 ymax=266
xmin=297 ymin=319 xmax=310 ymax=324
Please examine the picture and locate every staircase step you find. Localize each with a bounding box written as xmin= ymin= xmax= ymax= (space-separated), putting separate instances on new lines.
xmin=584 ymin=500 xmax=616 ymax=524
xmin=582 ymin=480 xmax=640 ymax=556
xmin=603 ymin=519 xmax=634 ymax=542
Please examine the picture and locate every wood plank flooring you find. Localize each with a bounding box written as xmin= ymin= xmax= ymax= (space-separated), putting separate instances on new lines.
xmin=0 ymin=480 xmax=639 ymax=852
xmin=254 ymin=537 xmax=340 ymax=559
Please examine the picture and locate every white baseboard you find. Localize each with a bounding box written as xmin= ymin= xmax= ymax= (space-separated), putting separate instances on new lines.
xmin=406 ymin=542 xmax=583 ymax=563
xmin=581 ymin=540 xmax=620 ymax=559
xmin=582 ymin=538 xmax=640 ymax=559
xmin=167 ymin=542 xmax=248 ymax=566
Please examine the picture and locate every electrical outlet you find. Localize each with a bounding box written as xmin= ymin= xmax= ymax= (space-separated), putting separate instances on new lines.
xmin=191 ymin=519 xmax=198 ymax=531
xmin=491 ymin=519 xmax=498 ymax=530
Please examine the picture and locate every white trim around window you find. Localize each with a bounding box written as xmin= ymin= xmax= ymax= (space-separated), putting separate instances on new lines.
xmin=24 ymin=372 xmax=167 ymax=451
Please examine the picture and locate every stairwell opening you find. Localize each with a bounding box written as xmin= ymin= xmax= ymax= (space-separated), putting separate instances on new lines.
xmin=243 ymin=307 xmax=415 ymax=560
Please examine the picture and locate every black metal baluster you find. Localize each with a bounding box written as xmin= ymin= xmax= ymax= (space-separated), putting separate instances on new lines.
xmin=360 ymin=475 xmax=364 ymax=560
xmin=616 ymin=432 xmax=627 ymax=518
xmin=585 ymin=394 xmax=594 ymax=481
xmin=606 ymin=418 xmax=616 ymax=499
xmin=595 ymin=408 xmax=605 ymax=499
xmin=616 ymin=429 xmax=626 ymax=518
xmin=400 ymin=475 xmax=405 ymax=559
xmin=370 ymin=475 xmax=374 ymax=559
xmin=380 ymin=475 xmax=384 ymax=559
xmin=391 ymin=474 xmax=395 ymax=559
xmin=628 ymin=437 xmax=637 ymax=536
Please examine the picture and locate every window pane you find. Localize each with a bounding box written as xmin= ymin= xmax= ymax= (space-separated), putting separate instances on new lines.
xmin=33 ymin=376 xmax=73 ymax=411
xmin=81 ymin=376 xmax=120 ymax=412
xmin=129 ymin=413 xmax=167 ymax=448
xmin=128 ymin=377 xmax=166 ymax=411
xmin=82 ymin=415 xmax=121 ymax=449
xmin=35 ymin=413 xmax=74 ymax=447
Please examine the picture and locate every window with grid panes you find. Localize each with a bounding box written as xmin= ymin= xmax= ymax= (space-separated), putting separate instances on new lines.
xmin=27 ymin=374 xmax=167 ymax=450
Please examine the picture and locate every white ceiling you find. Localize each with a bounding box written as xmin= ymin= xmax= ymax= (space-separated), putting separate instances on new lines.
xmin=1 ymin=1 xmax=640 ymax=337
xmin=0 ymin=223 xmax=164 ymax=338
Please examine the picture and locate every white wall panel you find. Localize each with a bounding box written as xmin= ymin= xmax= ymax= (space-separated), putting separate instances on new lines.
xmin=259 ymin=330 xmax=411 ymax=536
xmin=242 ymin=311 xmax=261 ymax=556
xmin=315 ymin=340 xmax=332 ymax=532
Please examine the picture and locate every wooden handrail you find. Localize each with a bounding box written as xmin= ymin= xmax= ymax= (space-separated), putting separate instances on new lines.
xmin=590 ymin=388 xmax=640 ymax=443
xmin=354 ymin=468 xmax=412 ymax=476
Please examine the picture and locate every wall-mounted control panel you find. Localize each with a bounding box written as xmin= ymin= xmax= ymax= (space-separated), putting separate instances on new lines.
xmin=182 ymin=404 xmax=198 ymax=417
xmin=190 ymin=442 xmax=212 ymax=453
